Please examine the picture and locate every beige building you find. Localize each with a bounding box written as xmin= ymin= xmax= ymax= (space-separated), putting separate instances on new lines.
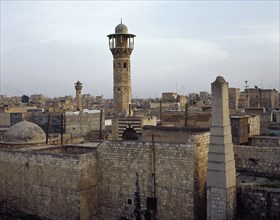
xmin=229 ymin=87 xmax=240 ymax=110
xmin=245 ymin=88 xmax=278 ymax=109
xmin=0 ymin=120 xmax=209 ymax=220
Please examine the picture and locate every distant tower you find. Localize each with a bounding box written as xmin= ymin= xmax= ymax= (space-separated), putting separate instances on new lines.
xmin=75 ymin=80 xmax=83 ymax=111
xmin=207 ymin=76 xmax=236 ymax=219
xmin=107 ymin=20 xmax=135 ymax=117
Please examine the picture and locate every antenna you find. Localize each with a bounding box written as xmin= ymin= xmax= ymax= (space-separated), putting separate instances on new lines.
xmin=245 ymin=80 xmax=249 ymax=90
xmin=121 ymin=18 xmax=122 ymax=24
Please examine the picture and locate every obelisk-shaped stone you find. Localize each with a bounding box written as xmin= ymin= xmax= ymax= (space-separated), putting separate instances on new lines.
xmin=207 ymin=76 xmax=236 ymax=219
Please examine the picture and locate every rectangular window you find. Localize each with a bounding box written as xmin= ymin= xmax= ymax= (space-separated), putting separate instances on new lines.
xmin=124 ymin=62 xmax=127 ymax=68
xmin=127 ymin=198 xmax=133 ymax=205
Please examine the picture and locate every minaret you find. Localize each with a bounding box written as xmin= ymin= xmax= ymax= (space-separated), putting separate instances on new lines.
xmin=207 ymin=76 xmax=236 ymax=219
xmin=75 ymin=80 xmax=83 ymax=111
xmin=107 ymin=20 xmax=135 ymax=117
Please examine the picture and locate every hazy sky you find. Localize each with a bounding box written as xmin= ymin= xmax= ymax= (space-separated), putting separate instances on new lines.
xmin=1 ymin=0 xmax=279 ymax=98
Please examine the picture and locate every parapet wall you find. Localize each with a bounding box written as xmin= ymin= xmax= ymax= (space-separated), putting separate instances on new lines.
xmin=234 ymin=145 xmax=280 ymax=177
xmin=249 ymin=136 xmax=280 ymax=147
xmin=142 ymin=126 xmax=210 ymax=144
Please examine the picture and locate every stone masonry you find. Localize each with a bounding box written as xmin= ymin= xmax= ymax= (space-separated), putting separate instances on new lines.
xmin=107 ymin=22 xmax=135 ymax=117
xmin=207 ymin=76 xmax=236 ymax=219
xmin=234 ymin=145 xmax=280 ymax=177
xmin=0 ymin=147 xmax=98 ymax=219
xmin=97 ymin=133 xmax=209 ymax=220
xmin=237 ymin=185 xmax=280 ymax=219
xmin=75 ymin=81 xmax=83 ymax=111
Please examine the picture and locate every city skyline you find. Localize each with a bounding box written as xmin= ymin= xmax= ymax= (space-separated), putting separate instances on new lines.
xmin=1 ymin=0 xmax=279 ymax=98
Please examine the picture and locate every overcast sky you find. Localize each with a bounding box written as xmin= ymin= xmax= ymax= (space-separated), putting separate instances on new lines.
xmin=1 ymin=0 xmax=279 ymax=98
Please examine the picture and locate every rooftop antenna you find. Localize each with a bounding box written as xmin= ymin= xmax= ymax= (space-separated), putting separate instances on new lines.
xmin=121 ymin=17 xmax=122 ymax=24
xmin=245 ymin=80 xmax=249 ymax=90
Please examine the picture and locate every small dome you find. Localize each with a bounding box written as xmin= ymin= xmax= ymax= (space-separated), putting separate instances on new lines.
xmin=115 ymin=23 xmax=128 ymax=33
xmin=3 ymin=121 xmax=46 ymax=144
xmin=215 ymin=76 xmax=226 ymax=84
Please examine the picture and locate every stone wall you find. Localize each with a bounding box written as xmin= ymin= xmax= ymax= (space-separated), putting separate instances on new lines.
xmin=193 ymin=133 xmax=209 ymax=220
xmin=249 ymin=136 xmax=280 ymax=147
xmin=234 ymin=145 xmax=280 ymax=177
xmin=80 ymin=152 xmax=99 ymax=219
xmin=10 ymin=112 xmax=104 ymax=136
xmin=248 ymin=114 xmax=260 ymax=136
xmin=231 ymin=117 xmax=249 ymax=145
xmin=228 ymin=88 xmax=240 ymax=110
xmin=0 ymin=113 xmax=10 ymax=127
xmin=142 ymin=126 xmax=210 ymax=144
xmin=97 ymin=134 xmax=209 ymax=220
xmin=237 ymin=185 xmax=280 ymax=219
xmin=245 ymin=88 xmax=278 ymax=109
xmin=65 ymin=111 xmax=104 ymax=135
xmin=260 ymin=112 xmax=272 ymax=135
xmin=160 ymin=111 xmax=211 ymax=128
xmin=0 ymin=148 xmax=98 ymax=219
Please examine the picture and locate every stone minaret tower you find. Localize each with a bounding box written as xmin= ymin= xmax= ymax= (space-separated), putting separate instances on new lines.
xmin=107 ymin=21 xmax=135 ymax=117
xmin=75 ymin=80 xmax=83 ymax=111
xmin=207 ymin=76 xmax=236 ymax=219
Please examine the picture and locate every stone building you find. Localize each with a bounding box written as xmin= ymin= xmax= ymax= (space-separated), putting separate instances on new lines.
xmin=160 ymin=111 xmax=211 ymax=128
xmin=238 ymin=92 xmax=249 ymax=109
xmin=0 ymin=120 xmax=210 ymax=220
xmin=230 ymin=114 xmax=260 ymax=145
xmin=231 ymin=115 xmax=250 ymax=145
xmin=199 ymin=91 xmax=209 ymax=103
xmin=245 ymin=88 xmax=278 ymax=110
xmin=228 ymin=87 xmax=240 ymax=110
xmin=1 ymin=76 xmax=280 ymax=220
xmin=0 ymin=120 xmax=46 ymax=148
xmin=8 ymin=110 xmax=105 ymax=139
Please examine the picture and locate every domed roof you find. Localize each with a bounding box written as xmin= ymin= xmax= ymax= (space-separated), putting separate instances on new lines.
xmin=115 ymin=23 xmax=128 ymax=33
xmin=215 ymin=76 xmax=226 ymax=84
xmin=3 ymin=121 xmax=46 ymax=144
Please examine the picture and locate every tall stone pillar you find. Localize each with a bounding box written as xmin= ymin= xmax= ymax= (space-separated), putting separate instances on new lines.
xmin=207 ymin=76 xmax=236 ymax=219
xmin=75 ymin=80 xmax=83 ymax=111
xmin=107 ymin=21 xmax=135 ymax=117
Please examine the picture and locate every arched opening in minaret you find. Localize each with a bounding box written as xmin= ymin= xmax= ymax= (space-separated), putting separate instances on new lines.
xmin=122 ymin=127 xmax=138 ymax=140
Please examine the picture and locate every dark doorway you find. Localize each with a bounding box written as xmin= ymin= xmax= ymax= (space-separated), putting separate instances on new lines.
xmin=122 ymin=127 xmax=138 ymax=140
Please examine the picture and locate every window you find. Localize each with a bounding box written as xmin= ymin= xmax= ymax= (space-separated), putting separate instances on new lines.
xmin=123 ymin=62 xmax=127 ymax=68
xmin=127 ymin=198 xmax=134 ymax=205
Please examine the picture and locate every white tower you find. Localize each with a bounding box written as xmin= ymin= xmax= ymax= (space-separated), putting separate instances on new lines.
xmin=207 ymin=76 xmax=236 ymax=219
